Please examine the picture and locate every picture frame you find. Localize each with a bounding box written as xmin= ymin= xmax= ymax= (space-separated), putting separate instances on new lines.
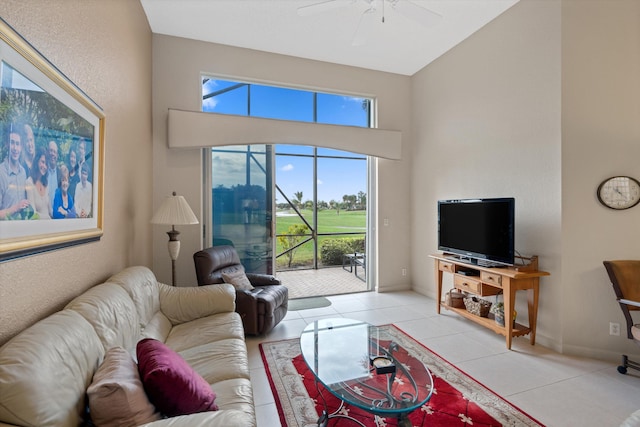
xmin=0 ymin=18 xmax=104 ymax=261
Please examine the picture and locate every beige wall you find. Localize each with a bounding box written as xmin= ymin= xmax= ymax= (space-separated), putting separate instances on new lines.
xmin=411 ymin=0 xmax=562 ymax=347
xmin=151 ymin=35 xmax=414 ymax=291
xmin=0 ymin=0 xmax=152 ymax=345
xmin=560 ymin=0 xmax=640 ymax=358
xmin=411 ymin=0 xmax=639 ymax=359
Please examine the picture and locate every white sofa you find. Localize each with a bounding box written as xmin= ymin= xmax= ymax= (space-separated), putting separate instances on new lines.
xmin=0 ymin=266 xmax=256 ymax=427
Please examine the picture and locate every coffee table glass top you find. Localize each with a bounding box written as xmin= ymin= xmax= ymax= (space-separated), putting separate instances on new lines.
xmin=300 ymin=318 xmax=433 ymax=417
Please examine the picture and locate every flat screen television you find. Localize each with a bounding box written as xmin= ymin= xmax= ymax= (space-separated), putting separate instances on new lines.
xmin=438 ymin=198 xmax=515 ymax=266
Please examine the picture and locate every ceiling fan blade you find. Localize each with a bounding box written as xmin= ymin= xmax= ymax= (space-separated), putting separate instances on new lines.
xmin=298 ymin=0 xmax=353 ymax=17
xmin=351 ymin=7 xmax=376 ymax=46
xmin=390 ymin=0 xmax=442 ymax=28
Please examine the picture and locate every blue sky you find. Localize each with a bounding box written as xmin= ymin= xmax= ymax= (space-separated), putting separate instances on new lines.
xmin=276 ymin=151 xmax=366 ymax=204
xmin=203 ymin=79 xmax=369 ymax=203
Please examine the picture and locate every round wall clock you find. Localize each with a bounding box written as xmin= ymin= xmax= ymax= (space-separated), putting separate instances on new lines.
xmin=597 ymin=176 xmax=640 ymax=210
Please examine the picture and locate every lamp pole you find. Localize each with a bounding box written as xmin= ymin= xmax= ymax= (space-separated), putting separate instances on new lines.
xmin=167 ymin=225 xmax=180 ymax=286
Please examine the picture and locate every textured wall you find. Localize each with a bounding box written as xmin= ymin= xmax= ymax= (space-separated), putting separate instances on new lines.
xmin=0 ymin=0 xmax=152 ymax=345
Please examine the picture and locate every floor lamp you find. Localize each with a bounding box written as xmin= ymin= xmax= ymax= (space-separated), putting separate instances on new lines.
xmin=151 ymin=192 xmax=199 ymax=286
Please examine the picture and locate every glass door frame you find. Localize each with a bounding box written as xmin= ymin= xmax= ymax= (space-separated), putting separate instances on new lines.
xmin=204 ymin=145 xmax=375 ymax=291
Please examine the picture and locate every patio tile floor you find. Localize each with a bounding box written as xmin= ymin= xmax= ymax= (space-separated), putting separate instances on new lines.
xmin=275 ymin=266 xmax=369 ymax=299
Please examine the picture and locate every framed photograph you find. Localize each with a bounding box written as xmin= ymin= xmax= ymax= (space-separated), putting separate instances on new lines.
xmin=0 ymin=19 xmax=104 ymax=261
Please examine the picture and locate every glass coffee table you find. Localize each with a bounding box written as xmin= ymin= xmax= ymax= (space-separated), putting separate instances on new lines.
xmin=300 ymin=318 xmax=433 ymax=427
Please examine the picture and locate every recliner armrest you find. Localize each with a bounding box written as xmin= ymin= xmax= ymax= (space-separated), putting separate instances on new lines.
xmin=246 ymin=273 xmax=281 ymax=286
xmin=235 ymin=290 xmax=259 ymax=334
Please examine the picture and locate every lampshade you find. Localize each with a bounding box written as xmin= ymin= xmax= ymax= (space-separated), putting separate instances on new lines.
xmin=151 ymin=192 xmax=199 ymax=226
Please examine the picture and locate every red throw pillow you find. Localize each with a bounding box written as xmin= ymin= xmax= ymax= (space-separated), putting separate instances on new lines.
xmin=136 ymin=338 xmax=218 ymax=416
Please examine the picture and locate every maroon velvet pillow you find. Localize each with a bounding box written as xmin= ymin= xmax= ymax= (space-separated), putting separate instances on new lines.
xmin=136 ymin=338 xmax=218 ymax=417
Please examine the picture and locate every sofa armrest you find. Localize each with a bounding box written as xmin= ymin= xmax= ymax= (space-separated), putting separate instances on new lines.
xmin=159 ymin=283 xmax=236 ymax=325
xmin=245 ymin=273 xmax=281 ymax=286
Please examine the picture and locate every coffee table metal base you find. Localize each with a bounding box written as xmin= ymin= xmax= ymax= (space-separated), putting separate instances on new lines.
xmin=315 ymin=380 xmax=366 ymax=427
xmin=314 ymin=379 xmax=414 ymax=427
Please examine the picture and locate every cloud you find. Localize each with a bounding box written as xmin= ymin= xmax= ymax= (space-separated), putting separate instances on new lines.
xmin=281 ymin=163 xmax=294 ymax=172
xmin=203 ymin=98 xmax=218 ymax=110
xmin=317 ymin=179 xmax=323 ymax=185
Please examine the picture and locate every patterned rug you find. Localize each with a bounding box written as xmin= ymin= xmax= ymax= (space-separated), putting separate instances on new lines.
xmin=260 ymin=324 xmax=544 ymax=427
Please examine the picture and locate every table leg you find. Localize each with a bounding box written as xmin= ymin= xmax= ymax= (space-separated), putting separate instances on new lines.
xmin=503 ymin=279 xmax=514 ymax=349
xmin=314 ymin=380 xmax=366 ymax=427
xmin=398 ymin=413 xmax=413 ymax=427
xmin=527 ymin=282 xmax=539 ymax=345
xmin=436 ymin=268 xmax=443 ymax=314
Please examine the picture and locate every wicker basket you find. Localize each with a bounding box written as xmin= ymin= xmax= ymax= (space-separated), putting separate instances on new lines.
xmin=463 ymin=296 xmax=492 ymax=317
xmin=445 ymin=289 xmax=465 ymax=308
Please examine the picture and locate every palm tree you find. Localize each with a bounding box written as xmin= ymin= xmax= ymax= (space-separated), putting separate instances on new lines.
xmin=294 ymin=191 xmax=303 ymax=208
xmin=358 ymin=191 xmax=366 ymax=209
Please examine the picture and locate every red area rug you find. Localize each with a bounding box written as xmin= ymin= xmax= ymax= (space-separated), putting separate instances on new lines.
xmin=260 ymin=324 xmax=544 ymax=426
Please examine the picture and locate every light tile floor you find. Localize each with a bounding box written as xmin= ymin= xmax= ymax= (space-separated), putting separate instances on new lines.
xmin=246 ymin=290 xmax=640 ymax=427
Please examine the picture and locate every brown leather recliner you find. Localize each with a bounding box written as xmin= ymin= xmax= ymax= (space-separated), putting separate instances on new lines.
xmin=193 ymin=245 xmax=288 ymax=335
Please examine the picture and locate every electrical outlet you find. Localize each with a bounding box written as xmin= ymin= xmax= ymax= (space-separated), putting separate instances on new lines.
xmin=609 ymin=322 xmax=620 ymax=336
xmin=402 ymin=268 xmax=407 ymax=276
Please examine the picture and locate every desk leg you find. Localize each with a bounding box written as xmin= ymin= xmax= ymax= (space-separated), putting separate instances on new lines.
xmin=528 ymin=281 xmax=539 ymax=345
xmin=503 ymin=279 xmax=514 ymax=350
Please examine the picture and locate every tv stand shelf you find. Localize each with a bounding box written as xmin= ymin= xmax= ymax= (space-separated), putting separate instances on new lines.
xmin=430 ymin=253 xmax=550 ymax=349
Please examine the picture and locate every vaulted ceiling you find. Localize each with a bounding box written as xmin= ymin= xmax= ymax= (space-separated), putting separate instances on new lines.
xmin=141 ymin=0 xmax=519 ymax=76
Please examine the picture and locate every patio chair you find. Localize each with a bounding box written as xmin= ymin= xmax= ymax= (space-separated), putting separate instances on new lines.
xmin=354 ymin=252 xmax=366 ymax=281
xmin=603 ymin=260 xmax=640 ymax=374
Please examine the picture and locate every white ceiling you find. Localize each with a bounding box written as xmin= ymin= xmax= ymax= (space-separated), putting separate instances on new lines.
xmin=141 ymin=0 xmax=519 ymax=76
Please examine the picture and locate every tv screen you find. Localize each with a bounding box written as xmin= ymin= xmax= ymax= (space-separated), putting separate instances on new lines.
xmin=438 ymin=198 xmax=515 ymax=266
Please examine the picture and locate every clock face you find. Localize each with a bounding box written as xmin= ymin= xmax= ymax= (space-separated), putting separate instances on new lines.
xmin=597 ymin=176 xmax=640 ymax=210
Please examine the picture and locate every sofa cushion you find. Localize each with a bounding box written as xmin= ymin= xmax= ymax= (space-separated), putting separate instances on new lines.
xmin=0 ymin=310 xmax=103 ymax=427
xmin=87 ymin=347 xmax=160 ymax=426
xmin=137 ymin=338 xmax=218 ymax=417
xmin=107 ymin=266 xmax=167 ymax=340
xmin=177 ymin=338 xmax=251 ymax=384
xmin=159 ymin=283 xmax=236 ymax=325
xmin=164 ymin=311 xmax=245 ymax=353
xmin=65 ymin=283 xmax=140 ymax=352
xmin=208 ymin=378 xmax=256 ymax=421
xmin=222 ymin=270 xmax=254 ymax=291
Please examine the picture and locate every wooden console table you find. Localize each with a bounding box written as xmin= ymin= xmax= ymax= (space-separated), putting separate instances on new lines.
xmin=430 ymin=254 xmax=550 ymax=349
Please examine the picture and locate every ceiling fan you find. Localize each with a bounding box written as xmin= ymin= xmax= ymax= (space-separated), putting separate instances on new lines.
xmin=297 ymin=0 xmax=442 ymax=46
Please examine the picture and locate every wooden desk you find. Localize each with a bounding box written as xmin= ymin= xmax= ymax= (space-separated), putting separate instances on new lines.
xmin=430 ymin=254 xmax=550 ymax=349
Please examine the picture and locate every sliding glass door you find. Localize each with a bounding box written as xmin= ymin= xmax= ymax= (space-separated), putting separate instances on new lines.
xmin=210 ymin=145 xmax=274 ymax=274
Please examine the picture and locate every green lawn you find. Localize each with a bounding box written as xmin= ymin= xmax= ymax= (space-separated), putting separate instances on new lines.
xmin=275 ymin=209 xmax=365 ymax=268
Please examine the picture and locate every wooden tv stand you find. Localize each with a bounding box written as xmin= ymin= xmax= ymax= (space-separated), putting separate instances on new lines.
xmin=430 ymin=254 xmax=550 ymax=349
